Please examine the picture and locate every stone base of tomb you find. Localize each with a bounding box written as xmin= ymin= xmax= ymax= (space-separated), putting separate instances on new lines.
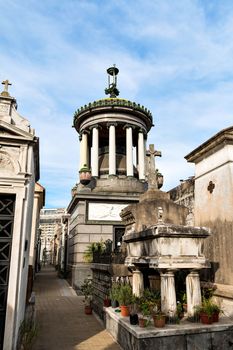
xmin=104 ymin=307 xmax=233 ymax=350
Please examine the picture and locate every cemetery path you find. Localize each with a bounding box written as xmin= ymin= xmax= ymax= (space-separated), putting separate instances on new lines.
xmin=33 ymin=266 xmax=121 ymax=350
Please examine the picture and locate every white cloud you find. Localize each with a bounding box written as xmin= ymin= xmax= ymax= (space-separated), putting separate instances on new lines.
xmin=1 ymin=0 xmax=233 ymax=206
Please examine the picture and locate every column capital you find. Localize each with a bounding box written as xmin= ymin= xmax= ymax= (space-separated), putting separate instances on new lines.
xmin=138 ymin=128 xmax=147 ymax=135
xmin=79 ymin=129 xmax=89 ymax=141
xmin=80 ymin=129 xmax=90 ymax=136
xmin=123 ymin=123 xmax=135 ymax=130
xmin=107 ymin=122 xmax=117 ymax=128
xmin=160 ymin=269 xmax=177 ymax=276
xmin=89 ymin=124 xmax=102 ymax=131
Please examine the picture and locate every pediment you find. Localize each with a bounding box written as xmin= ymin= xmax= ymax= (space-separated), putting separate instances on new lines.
xmin=0 ymin=120 xmax=34 ymax=141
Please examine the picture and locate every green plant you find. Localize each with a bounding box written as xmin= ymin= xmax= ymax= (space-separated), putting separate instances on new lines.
xmin=153 ymin=310 xmax=166 ymax=320
xmin=18 ymin=319 xmax=38 ymax=350
xmin=140 ymin=301 xmax=151 ymax=318
xmin=195 ymin=298 xmax=221 ymax=318
xmin=110 ymin=282 xmax=120 ymax=301
xmin=130 ymin=295 xmax=140 ymax=314
xmin=80 ymin=278 xmax=93 ymax=306
xmin=83 ymin=240 xmax=106 ymax=262
xmin=118 ymin=284 xmax=132 ymax=306
xmin=176 ymin=301 xmax=183 ymax=317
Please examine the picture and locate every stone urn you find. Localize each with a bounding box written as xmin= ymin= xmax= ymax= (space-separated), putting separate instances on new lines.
xmin=79 ymin=165 xmax=91 ymax=185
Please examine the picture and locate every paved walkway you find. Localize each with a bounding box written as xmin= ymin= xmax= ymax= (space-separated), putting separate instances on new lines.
xmin=33 ymin=267 xmax=121 ymax=350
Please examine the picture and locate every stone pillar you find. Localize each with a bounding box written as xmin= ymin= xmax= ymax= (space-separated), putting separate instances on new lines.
xmin=186 ymin=270 xmax=202 ymax=317
xmin=138 ymin=130 xmax=145 ymax=180
xmin=79 ymin=131 xmax=88 ymax=169
xmin=92 ymin=126 xmax=99 ymax=177
xmin=109 ymin=123 xmax=116 ymax=176
xmin=160 ymin=270 xmax=177 ymax=317
xmin=132 ymin=269 xmax=144 ymax=297
xmin=126 ymin=125 xmax=134 ymax=177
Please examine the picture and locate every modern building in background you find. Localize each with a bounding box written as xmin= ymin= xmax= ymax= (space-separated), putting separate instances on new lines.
xmin=0 ymin=81 xmax=40 ymax=349
xmin=39 ymin=208 xmax=69 ymax=274
xmin=67 ymin=66 xmax=162 ymax=289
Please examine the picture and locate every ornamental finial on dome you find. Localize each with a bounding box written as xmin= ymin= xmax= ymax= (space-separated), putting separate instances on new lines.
xmin=105 ymin=64 xmax=120 ymax=98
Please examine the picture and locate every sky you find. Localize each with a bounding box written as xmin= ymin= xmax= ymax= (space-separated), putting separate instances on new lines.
xmin=1 ymin=0 xmax=233 ymax=208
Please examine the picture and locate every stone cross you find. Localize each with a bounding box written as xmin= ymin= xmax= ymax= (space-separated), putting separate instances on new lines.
xmin=146 ymin=144 xmax=162 ymax=189
xmin=1 ymin=80 xmax=12 ymax=96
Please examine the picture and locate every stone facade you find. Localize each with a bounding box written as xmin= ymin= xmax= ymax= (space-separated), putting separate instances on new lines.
xmin=185 ymin=126 xmax=233 ymax=317
xmin=0 ymin=82 xmax=40 ymax=349
xmin=26 ymin=183 xmax=45 ymax=304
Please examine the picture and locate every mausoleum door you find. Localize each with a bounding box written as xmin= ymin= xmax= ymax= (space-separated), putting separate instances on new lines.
xmin=0 ymin=194 xmax=15 ymax=349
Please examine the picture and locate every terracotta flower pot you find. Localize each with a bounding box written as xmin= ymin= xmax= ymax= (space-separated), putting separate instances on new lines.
xmin=85 ymin=305 xmax=92 ymax=315
xmin=212 ymin=312 xmax=219 ymax=323
xmin=120 ymin=305 xmax=130 ymax=317
xmin=200 ymin=312 xmax=213 ymax=324
xmin=138 ymin=318 xmax=146 ymax=328
xmin=104 ymin=299 xmax=111 ymax=307
xmin=153 ymin=315 xmax=166 ymax=328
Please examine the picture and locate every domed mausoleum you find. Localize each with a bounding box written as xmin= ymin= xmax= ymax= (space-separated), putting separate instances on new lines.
xmin=67 ymin=66 xmax=156 ymax=288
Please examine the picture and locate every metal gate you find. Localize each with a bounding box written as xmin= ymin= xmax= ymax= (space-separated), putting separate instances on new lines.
xmin=0 ymin=194 xmax=15 ymax=349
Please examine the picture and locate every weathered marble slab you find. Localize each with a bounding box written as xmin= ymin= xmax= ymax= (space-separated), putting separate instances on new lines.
xmin=105 ymin=306 xmax=233 ymax=350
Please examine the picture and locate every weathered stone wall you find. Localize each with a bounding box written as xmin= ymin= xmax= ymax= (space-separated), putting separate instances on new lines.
xmin=92 ymin=264 xmax=112 ymax=320
xmin=91 ymin=263 xmax=131 ymax=320
xmin=106 ymin=307 xmax=233 ymax=350
xmin=67 ymin=199 xmax=114 ymax=288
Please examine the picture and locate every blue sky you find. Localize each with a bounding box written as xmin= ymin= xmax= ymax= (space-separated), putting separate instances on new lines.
xmin=1 ymin=0 xmax=233 ymax=208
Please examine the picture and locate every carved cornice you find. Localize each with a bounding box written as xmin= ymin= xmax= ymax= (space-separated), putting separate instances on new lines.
xmin=73 ymin=98 xmax=153 ymax=126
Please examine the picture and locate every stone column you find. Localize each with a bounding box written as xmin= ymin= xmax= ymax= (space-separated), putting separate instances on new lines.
xmin=138 ymin=130 xmax=145 ymax=180
xmin=79 ymin=131 xmax=88 ymax=169
xmin=92 ymin=126 xmax=99 ymax=177
xmin=126 ymin=125 xmax=134 ymax=177
xmin=109 ymin=123 xmax=116 ymax=176
xmin=160 ymin=270 xmax=177 ymax=317
xmin=186 ymin=270 xmax=202 ymax=317
xmin=132 ymin=269 xmax=144 ymax=297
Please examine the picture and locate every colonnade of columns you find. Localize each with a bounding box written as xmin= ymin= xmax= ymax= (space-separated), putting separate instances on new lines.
xmin=79 ymin=124 xmax=146 ymax=180
xmin=132 ymin=268 xmax=202 ymax=318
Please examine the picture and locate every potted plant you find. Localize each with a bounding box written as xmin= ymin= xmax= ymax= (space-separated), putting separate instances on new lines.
xmin=129 ymin=295 xmax=140 ymax=325
xmin=176 ymin=301 xmax=184 ymax=319
xmin=139 ymin=300 xmax=151 ymax=327
xmin=118 ymin=284 xmax=132 ymax=317
xmin=181 ymin=292 xmax=187 ymax=312
xmin=110 ymin=282 xmax=120 ymax=308
xmin=196 ymin=298 xmax=222 ymax=324
xmin=103 ymin=294 xmax=111 ymax=307
xmin=153 ymin=310 xmax=166 ymax=328
xmin=212 ymin=303 xmax=222 ymax=322
xmin=80 ymin=278 xmax=93 ymax=315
